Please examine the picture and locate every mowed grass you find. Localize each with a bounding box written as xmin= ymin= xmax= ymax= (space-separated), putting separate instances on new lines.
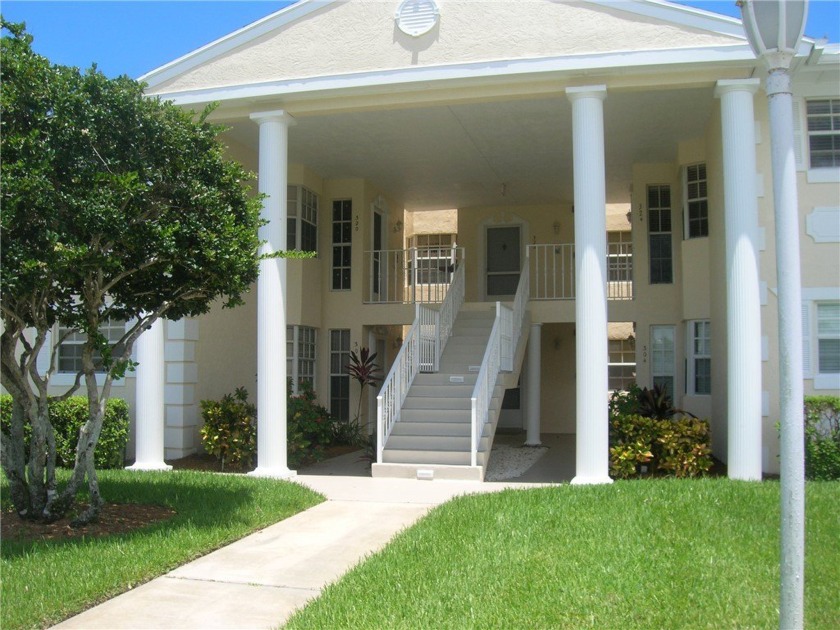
xmin=1 ymin=470 xmax=323 ymax=630
xmin=287 ymin=479 xmax=840 ymax=629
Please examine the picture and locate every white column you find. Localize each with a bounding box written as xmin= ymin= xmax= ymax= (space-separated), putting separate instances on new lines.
xmin=127 ymin=318 xmax=171 ymax=471
xmin=567 ymin=85 xmax=612 ymax=485
xmin=249 ymin=110 xmax=296 ymax=479
xmin=525 ymin=323 xmax=542 ymax=446
xmin=715 ymin=79 xmax=763 ymax=481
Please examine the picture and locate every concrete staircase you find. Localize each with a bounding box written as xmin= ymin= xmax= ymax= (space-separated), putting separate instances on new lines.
xmin=372 ymin=305 xmax=507 ymax=481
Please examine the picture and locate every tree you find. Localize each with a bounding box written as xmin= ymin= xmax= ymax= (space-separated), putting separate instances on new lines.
xmin=0 ymin=20 xmax=264 ymax=524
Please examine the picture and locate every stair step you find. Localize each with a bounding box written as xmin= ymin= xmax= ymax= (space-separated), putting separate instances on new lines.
xmin=413 ymin=373 xmax=478 ymax=386
xmin=381 ymin=449 xmax=487 ymax=466
xmin=386 ymin=435 xmax=473 ymax=450
xmin=408 ymin=384 xmax=474 ymax=397
xmin=400 ymin=408 xmax=471 ymax=423
xmin=391 ymin=422 xmax=471 ymax=437
xmin=402 ymin=397 xmax=472 ymax=410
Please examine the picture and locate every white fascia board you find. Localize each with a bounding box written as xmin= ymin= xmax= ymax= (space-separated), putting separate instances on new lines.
xmin=583 ymin=0 xmax=746 ymax=39
xmin=153 ymin=43 xmax=756 ymax=108
xmin=140 ymin=0 xmax=337 ymax=87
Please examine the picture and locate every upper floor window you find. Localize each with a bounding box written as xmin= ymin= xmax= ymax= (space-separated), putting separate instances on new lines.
xmin=58 ymin=318 xmax=126 ymax=373
xmin=684 ymin=163 xmax=708 ymax=239
xmin=408 ymin=233 xmax=456 ymax=285
xmin=647 ymin=185 xmax=673 ymax=285
xmin=287 ymin=185 xmax=319 ymax=253
xmin=807 ymin=99 xmax=840 ymax=168
xmin=332 ymin=199 xmax=352 ymax=291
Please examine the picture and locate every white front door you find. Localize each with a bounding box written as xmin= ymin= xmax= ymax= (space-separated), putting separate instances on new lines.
xmin=486 ymin=225 xmax=521 ymax=299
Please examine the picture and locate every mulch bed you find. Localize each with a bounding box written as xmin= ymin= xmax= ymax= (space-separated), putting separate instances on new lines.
xmin=2 ymin=502 xmax=177 ymax=544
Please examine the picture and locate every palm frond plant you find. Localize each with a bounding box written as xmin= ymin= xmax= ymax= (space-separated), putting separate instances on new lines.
xmin=347 ymin=346 xmax=381 ymax=431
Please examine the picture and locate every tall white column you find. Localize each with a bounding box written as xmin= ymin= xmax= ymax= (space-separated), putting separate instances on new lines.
xmin=567 ymin=85 xmax=612 ymax=485
xmin=525 ymin=323 xmax=542 ymax=446
xmin=127 ymin=318 xmax=171 ymax=471
xmin=715 ymin=79 xmax=763 ymax=481
xmin=249 ymin=110 xmax=296 ymax=479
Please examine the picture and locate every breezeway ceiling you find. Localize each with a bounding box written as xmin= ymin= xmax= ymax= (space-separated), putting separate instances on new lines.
xmin=223 ymin=85 xmax=715 ymax=210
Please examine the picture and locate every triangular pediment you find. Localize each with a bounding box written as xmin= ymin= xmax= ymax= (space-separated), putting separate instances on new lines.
xmin=144 ymin=0 xmax=746 ymax=96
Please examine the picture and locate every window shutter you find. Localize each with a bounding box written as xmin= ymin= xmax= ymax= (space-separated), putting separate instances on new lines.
xmin=35 ymin=330 xmax=52 ymax=375
xmin=802 ymin=302 xmax=812 ymax=378
xmin=792 ymin=98 xmax=805 ymax=171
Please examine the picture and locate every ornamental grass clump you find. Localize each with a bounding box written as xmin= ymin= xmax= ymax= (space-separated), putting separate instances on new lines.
xmin=608 ymin=385 xmax=712 ymax=478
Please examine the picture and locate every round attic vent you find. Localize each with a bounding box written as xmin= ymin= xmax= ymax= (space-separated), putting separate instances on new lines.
xmin=395 ymin=0 xmax=440 ymax=37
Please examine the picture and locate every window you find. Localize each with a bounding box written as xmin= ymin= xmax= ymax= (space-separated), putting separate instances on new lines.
xmin=650 ymin=325 xmax=675 ymax=396
xmin=607 ymin=231 xmax=633 ymax=282
xmin=648 ymin=185 xmax=673 ymax=284
xmin=608 ymin=336 xmax=636 ymax=392
xmin=807 ymin=99 xmax=840 ymax=168
xmin=287 ymin=186 xmax=319 ymax=253
xmin=408 ymin=233 xmax=456 ymax=285
xmin=330 ymin=329 xmax=351 ymax=422
xmin=684 ymin=163 xmax=709 ymax=238
xmin=286 ymin=326 xmax=317 ymax=395
xmin=817 ymin=303 xmax=840 ymax=375
xmin=332 ymin=199 xmax=352 ymax=291
xmin=688 ymin=320 xmax=711 ymax=395
xmin=57 ymin=318 xmax=125 ymax=373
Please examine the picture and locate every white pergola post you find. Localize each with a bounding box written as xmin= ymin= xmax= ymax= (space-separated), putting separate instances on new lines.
xmin=525 ymin=323 xmax=542 ymax=446
xmin=127 ymin=318 xmax=171 ymax=471
xmin=716 ymin=79 xmax=763 ymax=481
xmin=567 ymin=85 xmax=612 ymax=485
xmin=249 ymin=110 xmax=296 ymax=479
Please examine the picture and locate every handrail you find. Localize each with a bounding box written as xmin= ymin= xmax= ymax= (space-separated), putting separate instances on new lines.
xmin=436 ymin=260 xmax=465 ymax=364
xmin=366 ymin=246 xmax=465 ymax=304
xmin=470 ymin=305 xmax=504 ymax=467
xmin=376 ymin=311 xmax=422 ymax=463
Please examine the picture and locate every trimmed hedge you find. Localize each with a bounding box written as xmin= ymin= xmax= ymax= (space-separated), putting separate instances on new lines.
xmin=804 ymin=396 xmax=840 ymax=480
xmin=0 ymin=394 xmax=129 ymax=469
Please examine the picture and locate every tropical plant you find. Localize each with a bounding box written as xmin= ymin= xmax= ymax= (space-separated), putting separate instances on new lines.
xmin=636 ymin=384 xmax=697 ymax=420
xmin=803 ymin=395 xmax=840 ymax=480
xmin=346 ymin=346 xmax=381 ymax=429
xmin=199 ymin=388 xmax=257 ymax=471
xmin=1 ymin=20 xmax=262 ymax=523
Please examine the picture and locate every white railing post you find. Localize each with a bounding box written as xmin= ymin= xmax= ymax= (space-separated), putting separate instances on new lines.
xmin=376 ymin=395 xmax=384 ymax=463
xmin=411 ymin=247 xmax=418 ymax=304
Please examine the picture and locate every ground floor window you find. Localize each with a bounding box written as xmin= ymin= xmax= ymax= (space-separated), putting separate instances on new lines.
xmin=650 ymin=325 xmax=675 ymax=396
xmin=286 ymin=326 xmax=317 ymax=395
xmin=57 ymin=318 xmax=126 ymax=373
xmin=608 ymin=329 xmax=636 ymax=392
xmin=687 ymin=320 xmax=711 ymax=395
xmin=817 ymin=302 xmax=840 ymax=375
xmin=329 ymin=329 xmax=351 ymax=422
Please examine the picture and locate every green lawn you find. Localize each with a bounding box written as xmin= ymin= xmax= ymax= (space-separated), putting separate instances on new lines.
xmin=286 ymin=479 xmax=840 ymax=629
xmin=1 ymin=470 xmax=323 ymax=630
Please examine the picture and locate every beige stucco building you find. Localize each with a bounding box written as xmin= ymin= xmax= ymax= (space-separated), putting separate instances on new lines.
xmin=52 ymin=0 xmax=840 ymax=480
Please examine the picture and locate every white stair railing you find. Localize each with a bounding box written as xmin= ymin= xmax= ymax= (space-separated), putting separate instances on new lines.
xmin=470 ymin=305 xmax=504 ymax=467
xmin=376 ymin=257 xmax=466 ymax=463
xmin=376 ymin=313 xmax=421 ymax=463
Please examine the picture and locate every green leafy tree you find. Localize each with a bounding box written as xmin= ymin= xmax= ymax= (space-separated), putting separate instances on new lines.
xmin=0 ymin=20 xmax=263 ymax=524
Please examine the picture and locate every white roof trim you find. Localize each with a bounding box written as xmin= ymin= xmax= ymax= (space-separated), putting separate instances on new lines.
xmin=141 ymin=0 xmax=336 ymax=87
xmin=583 ymin=0 xmax=745 ymax=39
xmin=151 ymin=43 xmax=758 ymax=108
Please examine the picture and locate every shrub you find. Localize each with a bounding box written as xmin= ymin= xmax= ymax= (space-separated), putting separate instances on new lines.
xmin=0 ymin=394 xmax=129 ymax=469
xmin=609 ymin=413 xmax=712 ymax=479
xmin=804 ymin=396 xmax=840 ymax=480
xmin=287 ymin=381 xmax=333 ymax=468
xmin=199 ymin=387 xmax=256 ymax=471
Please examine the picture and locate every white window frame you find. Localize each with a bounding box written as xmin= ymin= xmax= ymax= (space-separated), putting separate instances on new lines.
xmin=647 ymin=185 xmax=673 ymax=285
xmin=800 ymin=97 xmax=840 ymax=183
xmin=650 ymin=325 xmax=675 ymax=396
xmin=806 ymin=98 xmax=840 ymax=169
xmin=286 ymin=325 xmax=317 ymax=395
xmin=408 ymin=233 xmax=457 ymax=286
xmin=329 ymin=329 xmax=351 ymax=422
xmin=802 ymin=289 xmax=840 ymax=390
xmin=286 ymin=185 xmax=319 ymax=253
xmin=48 ymin=318 xmax=129 ymax=387
xmin=683 ymin=163 xmax=709 ymax=239
xmin=331 ymin=199 xmax=352 ymax=291
xmin=687 ymin=320 xmax=711 ymax=396
xmin=608 ymin=336 xmax=636 ymax=393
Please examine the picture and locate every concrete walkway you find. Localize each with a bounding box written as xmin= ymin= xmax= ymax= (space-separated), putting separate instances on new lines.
xmin=54 ymin=434 xmax=571 ymax=630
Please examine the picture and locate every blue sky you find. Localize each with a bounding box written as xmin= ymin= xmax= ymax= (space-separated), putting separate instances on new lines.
xmin=3 ymin=1 xmax=839 ymax=79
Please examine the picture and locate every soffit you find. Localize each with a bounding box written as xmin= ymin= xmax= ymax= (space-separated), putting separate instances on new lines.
xmin=223 ymin=85 xmax=713 ymax=209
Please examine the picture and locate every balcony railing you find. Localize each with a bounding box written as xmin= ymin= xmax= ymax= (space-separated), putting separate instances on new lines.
xmin=528 ymin=242 xmax=633 ymax=300
xmin=366 ymin=246 xmax=464 ymax=304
